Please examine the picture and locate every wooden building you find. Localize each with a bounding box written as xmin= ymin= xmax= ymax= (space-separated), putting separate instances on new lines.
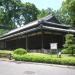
xmin=0 ymin=15 xmax=75 ymax=52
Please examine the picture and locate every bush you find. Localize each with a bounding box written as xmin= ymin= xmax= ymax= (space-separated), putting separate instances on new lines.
xmin=12 ymin=53 xmax=75 ymax=66
xmin=14 ymin=48 xmax=27 ymax=55
xmin=62 ymin=49 xmax=75 ymax=54
xmin=62 ymin=49 xmax=72 ymax=54
xmin=63 ymin=34 xmax=75 ymax=55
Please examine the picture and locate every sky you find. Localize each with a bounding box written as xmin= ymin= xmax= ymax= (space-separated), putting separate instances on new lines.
xmin=21 ymin=0 xmax=64 ymax=10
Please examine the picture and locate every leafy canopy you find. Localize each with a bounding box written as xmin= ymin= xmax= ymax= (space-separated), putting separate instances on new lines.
xmin=0 ymin=0 xmax=39 ymax=29
xmin=61 ymin=0 xmax=75 ymax=26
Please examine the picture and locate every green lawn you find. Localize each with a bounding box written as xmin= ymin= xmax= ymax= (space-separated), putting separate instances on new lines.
xmin=0 ymin=50 xmax=12 ymax=54
xmin=0 ymin=50 xmax=12 ymax=58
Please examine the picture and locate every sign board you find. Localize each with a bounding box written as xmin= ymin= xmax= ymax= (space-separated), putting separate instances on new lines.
xmin=50 ymin=43 xmax=57 ymax=49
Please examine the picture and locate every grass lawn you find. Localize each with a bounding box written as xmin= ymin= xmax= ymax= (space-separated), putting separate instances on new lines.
xmin=0 ymin=50 xmax=12 ymax=58
xmin=0 ymin=50 xmax=12 ymax=54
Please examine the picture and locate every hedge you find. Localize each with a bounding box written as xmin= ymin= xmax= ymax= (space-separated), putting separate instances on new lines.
xmin=12 ymin=53 xmax=75 ymax=66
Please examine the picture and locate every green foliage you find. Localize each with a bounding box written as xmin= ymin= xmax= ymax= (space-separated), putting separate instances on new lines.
xmin=37 ymin=9 xmax=49 ymax=19
xmin=62 ymin=49 xmax=75 ymax=54
xmin=37 ymin=8 xmax=54 ymax=19
xmin=37 ymin=8 xmax=69 ymax=25
xmin=14 ymin=48 xmax=27 ymax=55
xmin=21 ymin=2 xmax=39 ymax=24
xmin=53 ymin=9 xmax=71 ymax=25
xmin=0 ymin=29 xmax=9 ymax=36
xmin=63 ymin=34 xmax=75 ymax=55
xmin=61 ymin=0 xmax=75 ymax=26
xmin=0 ymin=0 xmax=21 ymax=29
xmin=12 ymin=53 xmax=75 ymax=66
xmin=0 ymin=0 xmax=39 ymax=29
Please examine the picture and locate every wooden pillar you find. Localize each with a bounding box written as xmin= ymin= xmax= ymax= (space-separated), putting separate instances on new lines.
xmin=26 ymin=34 xmax=28 ymax=50
xmin=4 ymin=40 xmax=6 ymax=49
xmin=40 ymin=24 xmax=44 ymax=51
xmin=41 ymin=32 xmax=44 ymax=50
xmin=0 ymin=40 xmax=5 ymax=49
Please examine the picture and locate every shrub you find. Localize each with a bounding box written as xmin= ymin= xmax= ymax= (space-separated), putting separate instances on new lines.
xmin=14 ymin=48 xmax=27 ymax=55
xmin=12 ymin=53 xmax=75 ymax=66
xmin=62 ymin=49 xmax=72 ymax=54
xmin=62 ymin=49 xmax=75 ymax=54
xmin=63 ymin=34 xmax=75 ymax=55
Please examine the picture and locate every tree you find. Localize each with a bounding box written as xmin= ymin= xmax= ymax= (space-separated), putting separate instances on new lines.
xmin=0 ymin=0 xmax=21 ymax=29
xmin=0 ymin=1 xmax=39 ymax=29
xmin=63 ymin=34 xmax=75 ymax=55
xmin=37 ymin=8 xmax=68 ymax=25
xmin=0 ymin=29 xmax=9 ymax=35
xmin=20 ymin=2 xmax=39 ymax=25
xmin=37 ymin=8 xmax=53 ymax=19
xmin=37 ymin=9 xmax=48 ymax=19
xmin=61 ymin=0 xmax=75 ymax=26
xmin=53 ymin=9 xmax=71 ymax=25
xmin=0 ymin=1 xmax=39 ymax=35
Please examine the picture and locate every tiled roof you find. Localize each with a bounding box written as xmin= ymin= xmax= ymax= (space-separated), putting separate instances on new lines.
xmin=0 ymin=14 xmax=75 ymax=40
